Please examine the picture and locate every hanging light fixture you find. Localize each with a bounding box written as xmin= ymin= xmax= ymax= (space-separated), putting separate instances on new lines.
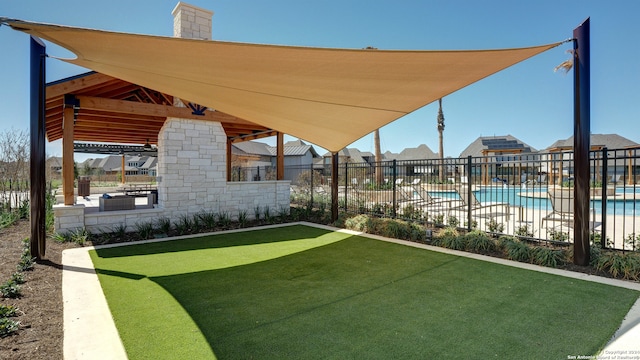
xmin=143 ymin=139 xmax=152 ymax=150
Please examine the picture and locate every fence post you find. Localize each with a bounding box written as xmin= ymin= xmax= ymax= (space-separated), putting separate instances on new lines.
xmin=601 ymin=147 xmax=607 ymax=249
xmin=467 ymin=156 xmax=473 ymax=231
xmin=309 ymin=164 xmax=314 ymax=208
xmin=392 ymin=159 xmax=397 ymax=218
xmin=344 ymin=162 xmax=349 ymax=212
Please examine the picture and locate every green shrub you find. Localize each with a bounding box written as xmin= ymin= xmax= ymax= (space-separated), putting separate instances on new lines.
xmin=238 ymin=210 xmax=248 ymax=228
xmin=218 ymin=211 xmax=231 ymax=228
xmin=254 ymin=206 xmax=261 ymax=221
xmin=53 ymin=231 xmax=71 ymax=243
xmin=464 ymin=230 xmax=495 ymax=253
xmin=278 ymin=206 xmax=289 ymax=223
xmin=515 ymin=225 xmax=534 ymax=238
xmin=464 ymin=219 xmax=478 ymax=230
xmin=435 ymin=227 xmax=464 ymax=250
xmin=447 ymin=216 xmax=459 ymax=228
xmin=17 ymin=255 xmax=35 ymax=272
xmin=17 ymin=199 xmax=29 ymax=220
xmin=175 ymin=214 xmax=193 ymax=235
xmin=10 ymin=272 xmax=25 ymax=284
xmin=190 ymin=213 xmax=202 ymax=232
xmin=596 ymin=251 xmax=640 ymax=280
xmin=432 ymin=213 xmax=445 ymax=226
xmin=504 ymin=239 xmax=531 ymax=263
xmin=70 ymin=227 xmax=90 ymax=246
xmin=624 ymin=233 xmax=640 ymax=250
xmin=381 ymin=219 xmax=408 ymax=239
xmin=344 ymin=214 xmax=370 ymax=232
xmin=0 ymin=280 xmax=21 ymax=298
xmin=135 ymin=221 xmax=154 ymax=240
xmin=531 ymin=247 xmax=566 ymax=268
xmin=198 ymin=211 xmax=216 ymax=230
xmin=547 ymin=229 xmax=569 ymax=242
xmin=113 ymin=223 xmax=127 ymax=239
xmin=0 ymin=304 xmax=17 ymax=317
xmin=0 ymin=212 xmax=18 ymax=230
xmin=0 ymin=317 xmax=20 ymax=338
xmin=263 ymin=206 xmax=272 ymax=224
xmin=486 ymin=218 xmax=504 ymax=234
xmin=589 ymin=245 xmax=602 ymax=267
xmin=156 ymin=217 xmax=172 ymax=234
xmin=408 ymin=222 xmax=426 ymax=241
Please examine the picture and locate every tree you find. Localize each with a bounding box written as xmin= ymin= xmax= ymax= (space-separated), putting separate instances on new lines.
xmin=0 ymin=128 xmax=29 ymax=212
xmin=374 ymin=129 xmax=384 ymax=185
xmin=437 ymin=98 xmax=445 ymax=182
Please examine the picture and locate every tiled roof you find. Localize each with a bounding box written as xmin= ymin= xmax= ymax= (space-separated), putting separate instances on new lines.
xmin=546 ymin=134 xmax=639 ymax=150
xmin=460 ymin=135 xmax=537 ymax=157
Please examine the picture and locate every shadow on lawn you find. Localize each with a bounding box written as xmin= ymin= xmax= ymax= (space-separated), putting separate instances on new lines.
xmin=93 ymin=224 xmax=332 ymax=259
xmin=148 ymin=238 xmax=469 ymax=358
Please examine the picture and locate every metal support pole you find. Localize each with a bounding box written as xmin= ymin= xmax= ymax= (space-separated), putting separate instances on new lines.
xmin=331 ymin=152 xmax=338 ymax=222
xmin=309 ymin=163 xmax=314 ymax=207
xmin=392 ymin=159 xmax=397 ymax=218
xmin=30 ymin=36 xmax=47 ymax=260
xmin=573 ymin=18 xmax=591 ymax=265
xmin=344 ymin=162 xmax=349 ymax=211
xmin=600 ymin=148 xmax=607 ymax=249
xmin=467 ymin=156 xmax=473 ymax=231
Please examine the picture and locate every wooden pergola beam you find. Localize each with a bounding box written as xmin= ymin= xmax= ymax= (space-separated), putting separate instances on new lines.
xmin=75 ymin=95 xmax=256 ymax=125
xmin=277 ymin=132 xmax=284 ymax=180
xmin=62 ymin=105 xmax=75 ymax=205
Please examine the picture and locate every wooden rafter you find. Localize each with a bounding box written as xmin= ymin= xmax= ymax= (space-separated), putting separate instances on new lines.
xmin=45 ymin=72 xmax=274 ymax=145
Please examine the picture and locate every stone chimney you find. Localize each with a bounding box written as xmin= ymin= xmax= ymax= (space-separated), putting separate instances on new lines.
xmin=172 ymin=2 xmax=213 ymax=40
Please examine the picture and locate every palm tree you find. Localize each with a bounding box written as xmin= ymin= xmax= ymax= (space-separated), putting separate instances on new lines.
xmin=437 ymin=98 xmax=445 ymax=182
xmin=374 ymin=129 xmax=384 ymax=186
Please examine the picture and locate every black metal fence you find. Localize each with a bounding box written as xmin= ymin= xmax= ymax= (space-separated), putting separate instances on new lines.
xmin=278 ymin=148 xmax=640 ymax=251
xmin=0 ymin=179 xmax=30 ymax=213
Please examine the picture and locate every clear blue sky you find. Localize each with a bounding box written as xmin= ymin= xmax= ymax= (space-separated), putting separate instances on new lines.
xmin=2 ymin=0 xmax=639 ymax=161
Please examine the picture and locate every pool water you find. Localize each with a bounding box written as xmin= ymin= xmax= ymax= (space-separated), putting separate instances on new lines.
xmin=429 ymin=186 xmax=640 ymax=217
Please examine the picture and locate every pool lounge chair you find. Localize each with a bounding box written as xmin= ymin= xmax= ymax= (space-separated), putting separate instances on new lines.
xmin=541 ymin=189 xmax=600 ymax=231
xmin=449 ymin=185 xmax=511 ymax=221
xmin=397 ymin=179 xmax=456 ymax=209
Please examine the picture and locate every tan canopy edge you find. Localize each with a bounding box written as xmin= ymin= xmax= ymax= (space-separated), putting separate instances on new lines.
xmin=6 ymin=19 xmax=565 ymax=152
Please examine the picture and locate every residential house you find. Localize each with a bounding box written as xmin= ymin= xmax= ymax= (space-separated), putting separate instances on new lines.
xmin=231 ymin=139 xmax=320 ymax=182
xmin=545 ymin=134 xmax=640 ymax=183
xmin=459 ymin=135 xmax=539 ymax=184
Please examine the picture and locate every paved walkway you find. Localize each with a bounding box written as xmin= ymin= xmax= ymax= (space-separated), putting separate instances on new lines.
xmin=62 ymin=222 xmax=640 ymax=359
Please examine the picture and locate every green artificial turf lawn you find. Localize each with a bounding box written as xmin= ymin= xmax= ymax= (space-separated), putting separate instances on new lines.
xmin=89 ymin=224 xmax=639 ymax=360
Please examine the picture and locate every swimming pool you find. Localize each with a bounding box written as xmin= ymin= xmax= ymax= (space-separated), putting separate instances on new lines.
xmin=429 ymin=186 xmax=640 ymax=216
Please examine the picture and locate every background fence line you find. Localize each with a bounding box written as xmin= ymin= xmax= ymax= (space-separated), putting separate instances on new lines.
xmin=285 ymin=148 xmax=639 ymax=251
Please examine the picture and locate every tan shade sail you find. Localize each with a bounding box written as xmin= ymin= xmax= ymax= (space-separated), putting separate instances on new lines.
xmin=6 ymin=19 xmax=564 ymax=152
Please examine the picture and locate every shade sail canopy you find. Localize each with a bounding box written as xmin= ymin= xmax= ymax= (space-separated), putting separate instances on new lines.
xmin=6 ymin=19 xmax=565 ymax=152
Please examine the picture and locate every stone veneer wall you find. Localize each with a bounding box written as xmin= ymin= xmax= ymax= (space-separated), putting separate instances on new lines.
xmin=157 ymin=118 xmax=290 ymax=220
xmin=54 ymin=118 xmax=290 ymax=233
xmin=172 ymin=2 xmax=213 ymax=40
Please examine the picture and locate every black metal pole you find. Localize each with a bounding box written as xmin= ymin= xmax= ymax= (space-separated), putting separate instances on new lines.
xmin=467 ymin=156 xmax=473 ymax=231
xmin=30 ymin=36 xmax=47 ymax=260
xmin=601 ymin=148 xmax=607 ymax=249
xmin=331 ymin=152 xmax=338 ymax=222
xmin=573 ymin=18 xmax=591 ymax=265
xmin=392 ymin=159 xmax=397 ymax=218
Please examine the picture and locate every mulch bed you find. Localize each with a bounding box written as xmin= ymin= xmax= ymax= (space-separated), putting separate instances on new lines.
xmin=0 ymin=220 xmax=77 ymax=360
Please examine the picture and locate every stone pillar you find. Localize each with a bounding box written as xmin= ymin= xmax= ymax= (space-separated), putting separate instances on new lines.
xmin=157 ymin=118 xmax=227 ymax=218
xmin=172 ymin=2 xmax=213 ymax=39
